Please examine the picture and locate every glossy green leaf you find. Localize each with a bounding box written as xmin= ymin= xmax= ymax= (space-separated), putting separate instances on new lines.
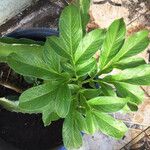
xmin=75 ymin=29 xmax=105 ymax=64
xmin=19 ymin=82 xmax=58 ymax=111
xmin=113 ymin=57 xmax=146 ymax=70
xmin=76 ymin=58 xmax=96 ymax=76
xmin=113 ymin=82 xmax=144 ymax=104
xmin=63 ymin=114 xmax=83 ymax=149
xmin=93 ymin=110 xmax=128 ymax=139
xmin=104 ymin=64 xmax=150 ymax=85
xmin=8 ymin=53 xmax=66 ymax=80
xmin=59 ymin=4 xmax=82 ymax=57
xmin=88 ymin=96 xmax=127 ymax=112
xmin=55 ymin=84 xmax=71 ymax=117
xmin=100 ymin=18 xmax=126 ymax=70
xmin=112 ymin=30 xmax=149 ymax=62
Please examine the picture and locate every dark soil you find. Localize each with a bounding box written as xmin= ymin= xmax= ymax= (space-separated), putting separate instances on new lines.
xmin=0 ymin=107 xmax=63 ymax=150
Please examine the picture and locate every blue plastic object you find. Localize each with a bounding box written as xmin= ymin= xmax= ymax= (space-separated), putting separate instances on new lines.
xmin=5 ymin=28 xmax=59 ymax=41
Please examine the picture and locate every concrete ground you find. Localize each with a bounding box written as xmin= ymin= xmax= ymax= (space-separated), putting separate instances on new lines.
xmin=0 ymin=0 xmax=150 ymax=149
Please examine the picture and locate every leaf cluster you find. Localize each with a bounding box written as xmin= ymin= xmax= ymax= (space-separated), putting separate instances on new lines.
xmin=0 ymin=0 xmax=149 ymax=149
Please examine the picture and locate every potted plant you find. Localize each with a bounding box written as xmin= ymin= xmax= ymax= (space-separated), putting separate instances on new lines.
xmin=0 ymin=0 xmax=150 ymax=150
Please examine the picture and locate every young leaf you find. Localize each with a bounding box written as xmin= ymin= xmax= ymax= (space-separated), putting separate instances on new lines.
xmin=75 ymin=29 xmax=105 ymax=64
xmin=100 ymin=18 xmax=126 ymax=70
xmin=68 ymin=84 xmax=80 ymax=95
xmin=8 ymin=53 xmax=67 ymax=81
xmin=63 ymin=114 xmax=83 ymax=149
xmin=19 ymin=82 xmax=58 ymax=111
xmin=55 ymin=84 xmax=72 ymax=118
xmin=112 ymin=30 xmax=149 ymax=62
xmin=93 ymin=111 xmax=128 ymax=139
xmin=113 ymin=82 xmax=144 ymax=104
xmin=88 ymin=96 xmax=127 ymax=112
xmin=59 ymin=4 xmax=82 ymax=56
xmin=75 ymin=0 xmax=91 ymax=33
xmin=76 ymin=58 xmax=96 ymax=76
xmin=104 ymin=64 xmax=150 ymax=85
xmin=113 ymin=57 xmax=146 ymax=70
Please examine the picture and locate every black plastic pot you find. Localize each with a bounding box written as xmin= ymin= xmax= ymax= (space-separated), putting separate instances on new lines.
xmin=0 ymin=28 xmax=64 ymax=150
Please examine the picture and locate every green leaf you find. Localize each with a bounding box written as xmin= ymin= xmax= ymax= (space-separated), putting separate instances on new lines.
xmin=75 ymin=29 xmax=105 ymax=64
xmin=61 ymin=62 xmax=75 ymax=76
xmin=112 ymin=30 xmax=149 ymax=62
xmin=19 ymin=82 xmax=58 ymax=111
xmin=100 ymin=18 xmax=126 ymax=70
xmin=100 ymin=82 xmax=116 ymax=96
xmin=76 ymin=0 xmax=91 ymax=33
xmin=127 ymin=102 xmax=138 ymax=111
xmin=43 ymin=38 xmax=60 ymax=73
xmin=59 ymin=4 xmax=82 ymax=57
xmin=0 ymin=98 xmax=38 ymax=114
xmin=104 ymin=64 xmax=150 ymax=85
xmin=0 ymin=37 xmax=44 ymax=45
xmin=75 ymin=111 xmax=88 ymax=133
xmin=113 ymin=57 xmax=146 ymax=70
xmin=88 ymin=96 xmax=127 ymax=112
xmin=68 ymin=84 xmax=80 ymax=95
xmin=55 ymin=84 xmax=71 ymax=117
xmin=85 ymin=111 xmax=98 ymax=134
xmin=81 ymin=88 xmax=102 ymax=100
xmin=76 ymin=58 xmax=96 ymax=76
xmin=42 ymin=101 xmax=60 ymax=126
xmin=93 ymin=110 xmax=128 ymax=139
xmin=63 ymin=114 xmax=83 ymax=149
xmin=7 ymin=53 xmax=67 ymax=81
xmin=113 ymin=82 xmax=144 ymax=104
xmin=46 ymin=36 xmax=71 ymax=59
xmin=0 ymin=42 xmax=43 ymax=62
xmin=0 ymin=97 xmax=20 ymax=112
